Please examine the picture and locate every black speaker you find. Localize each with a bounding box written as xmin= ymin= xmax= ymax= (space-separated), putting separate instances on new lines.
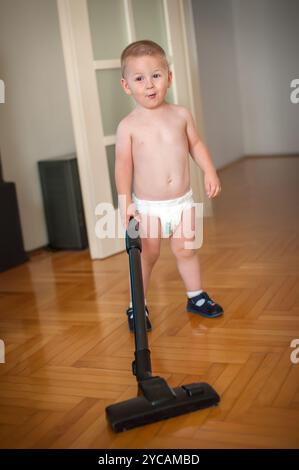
xmin=38 ymin=155 xmax=88 ymax=250
xmin=0 ymin=183 xmax=28 ymax=272
xmin=0 ymin=150 xmax=28 ymax=272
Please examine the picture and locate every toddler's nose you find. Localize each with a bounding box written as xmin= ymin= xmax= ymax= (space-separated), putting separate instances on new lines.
xmin=145 ymin=78 xmax=154 ymax=88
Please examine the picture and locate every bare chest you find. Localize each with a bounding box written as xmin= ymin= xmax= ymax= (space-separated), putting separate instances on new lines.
xmin=131 ymin=118 xmax=186 ymax=151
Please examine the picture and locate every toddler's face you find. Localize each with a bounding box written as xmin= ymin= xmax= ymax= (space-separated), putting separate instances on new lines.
xmin=121 ymin=55 xmax=172 ymax=110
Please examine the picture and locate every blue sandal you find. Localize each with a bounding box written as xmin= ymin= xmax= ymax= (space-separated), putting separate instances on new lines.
xmin=187 ymin=292 xmax=223 ymax=318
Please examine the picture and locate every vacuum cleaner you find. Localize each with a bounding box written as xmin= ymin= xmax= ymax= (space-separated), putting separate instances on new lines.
xmin=106 ymin=217 xmax=220 ymax=432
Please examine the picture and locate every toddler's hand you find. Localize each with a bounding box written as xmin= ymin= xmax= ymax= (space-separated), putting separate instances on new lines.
xmin=124 ymin=202 xmax=141 ymax=229
xmin=204 ymin=171 xmax=222 ymax=198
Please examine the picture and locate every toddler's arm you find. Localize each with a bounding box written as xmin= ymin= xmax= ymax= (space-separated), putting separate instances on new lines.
xmin=181 ymin=108 xmax=221 ymax=199
xmin=115 ymin=119 xmax=138 ymax=227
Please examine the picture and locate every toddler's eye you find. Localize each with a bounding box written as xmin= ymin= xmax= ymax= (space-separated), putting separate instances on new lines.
xmin=153 ymin=73 xmax=161 ymax=79
xmin=135 ymin=76 xmax=143 ymax=82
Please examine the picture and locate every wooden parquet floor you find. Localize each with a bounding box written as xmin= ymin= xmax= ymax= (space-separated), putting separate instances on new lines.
xmin=0 ymin=156 xmax=298 ymax=449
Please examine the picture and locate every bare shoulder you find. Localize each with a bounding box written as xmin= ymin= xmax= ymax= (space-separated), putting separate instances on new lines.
xmin=117 ymin=114 xmax=132 ymax=134
xmin=117 ymin=109 xmax=139 ymax=137
xmin=167 ymin=103 xmax=193 ymax=121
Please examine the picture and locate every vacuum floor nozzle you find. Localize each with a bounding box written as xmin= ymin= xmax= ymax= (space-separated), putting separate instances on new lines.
xmin=106 ymin=381 xmax=220 ymax=433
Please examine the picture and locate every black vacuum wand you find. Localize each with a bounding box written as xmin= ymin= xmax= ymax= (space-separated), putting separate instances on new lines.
xmin=106 ymin=217 xmax=220 ymax=432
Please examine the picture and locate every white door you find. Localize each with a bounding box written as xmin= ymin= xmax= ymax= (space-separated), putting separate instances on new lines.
xmin=57 ymin=0 xmax=210 ymax=259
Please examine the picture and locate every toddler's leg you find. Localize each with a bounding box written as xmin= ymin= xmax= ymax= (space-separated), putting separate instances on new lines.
xmin=169 ymin=206 xmax=202 ymax=291
xmin=170 ymin=206 xmax=223 ymax=318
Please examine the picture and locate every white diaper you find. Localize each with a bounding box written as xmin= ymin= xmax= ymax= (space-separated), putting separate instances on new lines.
xmin=132 ymin=189 xmax=194 ymax=237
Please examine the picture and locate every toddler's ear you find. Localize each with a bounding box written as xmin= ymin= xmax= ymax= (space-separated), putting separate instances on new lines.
xmin=121 ymin=78 xmax=132 ymax=96
xmin=168 ymin=70 xmax=173 ymax=87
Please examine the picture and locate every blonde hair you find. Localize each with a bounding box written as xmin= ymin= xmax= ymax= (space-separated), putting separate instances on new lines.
xmin=121 ymin=40 xmax=168 ymax=78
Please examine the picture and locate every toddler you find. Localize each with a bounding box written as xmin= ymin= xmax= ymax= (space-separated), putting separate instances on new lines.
xmin=115 ymin=40 xmax=223 ymax=332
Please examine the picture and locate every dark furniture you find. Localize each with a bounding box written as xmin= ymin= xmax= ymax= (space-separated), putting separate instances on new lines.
xmin=0 ymin=159 xmax=28 ymax=272
xmin=38 ymin=155 xmax=88 ymax=250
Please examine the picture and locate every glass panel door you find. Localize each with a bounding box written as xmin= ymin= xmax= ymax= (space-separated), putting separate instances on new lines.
xmin=132 ymin=0 xmax=169 ymax=53
xmin=88 ymin=0 xmax=127 ymax=59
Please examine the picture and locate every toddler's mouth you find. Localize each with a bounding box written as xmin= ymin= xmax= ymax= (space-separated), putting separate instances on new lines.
xmin=147 ymin=93 xmax=157 ymax=99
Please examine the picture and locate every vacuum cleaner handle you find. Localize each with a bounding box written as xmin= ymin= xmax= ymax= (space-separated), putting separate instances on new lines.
xmin=126 ymin=216 xmax=152 ymax=380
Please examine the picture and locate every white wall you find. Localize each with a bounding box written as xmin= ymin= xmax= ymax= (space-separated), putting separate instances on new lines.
xmin=0 ymin=0 xmax=75 ymax=251
xmin=232 ymin=0 xmax=299 ymax=154
xmin=191 ymin=0 xmax=244 ymax=169
xmin=191 ymin=0 xmax=299 ymax=161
